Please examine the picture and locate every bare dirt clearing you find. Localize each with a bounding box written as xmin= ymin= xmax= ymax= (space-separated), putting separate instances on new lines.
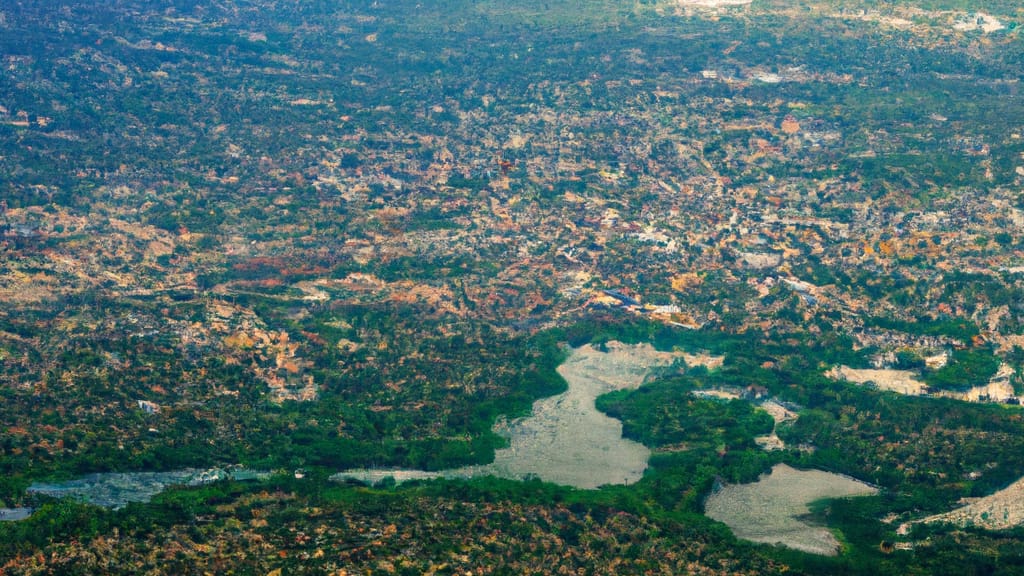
xmin=827 ymin=366 xmax=928 ymax=395
xmin=901 ymin=475 xmax=1024 ymax=533
xmin=754 ymin=400 xmax=798 ymax=451
xmin=704 ymin=464 xmax=878 ymax=555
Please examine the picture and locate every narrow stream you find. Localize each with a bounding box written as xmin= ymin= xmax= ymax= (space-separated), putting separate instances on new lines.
xmin=15 ymin=343 xmax=681 ymax=520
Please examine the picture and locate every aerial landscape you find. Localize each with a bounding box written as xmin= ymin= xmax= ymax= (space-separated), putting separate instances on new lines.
xmin=1 ymin=0 xmax=1024 ymax=573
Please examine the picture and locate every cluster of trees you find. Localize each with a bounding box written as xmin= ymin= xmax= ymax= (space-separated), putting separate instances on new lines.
xmin=597 ymin=377 xmax=774 ymax=456
xmin=0 ymin=294 xmax=579 ymax=505
xmin=923 ymin=347 xmax=1001 ymax=392
xmin=7 ymin=313 xmax=1022 ymax=572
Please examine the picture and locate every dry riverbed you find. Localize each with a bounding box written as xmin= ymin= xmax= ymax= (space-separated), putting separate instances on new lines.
xmin=334 ymin=342 xmax=714 ymax=489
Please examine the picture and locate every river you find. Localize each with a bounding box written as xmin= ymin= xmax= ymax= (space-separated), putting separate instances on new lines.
xmin=334 ymin=342 xmax=689 ymax=489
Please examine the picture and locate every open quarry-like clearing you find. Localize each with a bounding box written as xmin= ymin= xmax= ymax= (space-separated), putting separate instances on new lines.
xmin=828 ymin=364 xmax=1022 ymax=404
xmin=827 ymin=366 xmax=928 ymax=395
xmin=901 ymin=475 xmax=1024 ymax=533
xmin=704 ymin=464 xmax=878 ymax=555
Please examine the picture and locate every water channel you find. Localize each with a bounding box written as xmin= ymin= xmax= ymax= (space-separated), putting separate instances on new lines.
xmin=19 ymin=341 xmax=877 ymax=556
xmin=333 ymin=342 xmax=687 ymax=488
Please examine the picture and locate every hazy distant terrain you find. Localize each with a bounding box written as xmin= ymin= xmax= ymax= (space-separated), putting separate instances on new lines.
xmin=3 ymin=0 xmax=1024 ymax=573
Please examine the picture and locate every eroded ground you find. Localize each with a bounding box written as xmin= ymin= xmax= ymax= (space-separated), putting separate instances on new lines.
xmin=704 ymin=463 xmax=878 ymax=555
xmin=901 ymin=475 xmax=1024 ymax=533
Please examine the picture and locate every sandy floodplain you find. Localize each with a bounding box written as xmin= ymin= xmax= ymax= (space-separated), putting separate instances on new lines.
xmin=334 ymin=342 xmax=710 ymax=489
xmin=704 ymin=464 xmax=878 ymax=555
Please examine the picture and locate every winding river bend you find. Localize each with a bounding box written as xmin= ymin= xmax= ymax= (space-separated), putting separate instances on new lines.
xmin=334 ymin=342 xmax=689 ymax=489
xmin=19 ymin=343 xmax=692 ymax=515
